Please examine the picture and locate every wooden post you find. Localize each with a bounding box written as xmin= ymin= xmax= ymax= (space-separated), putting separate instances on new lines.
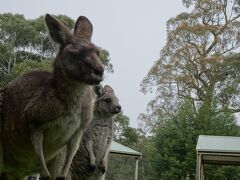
xmin=196 ymin=152 xmax=201 ymax=180
xmin=200 ymin=162 xmax=204 ymax=180
xmin=196 ymin=153 xmax=204 ymax=180
xmin=135 ymin=157 xmax=139 ymax=180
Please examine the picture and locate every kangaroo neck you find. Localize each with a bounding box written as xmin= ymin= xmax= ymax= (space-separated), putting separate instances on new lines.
xmin=93 ymin=110 xmax=115 ymax=122
xmin=52 ymin=68 xmax=88 ymax=104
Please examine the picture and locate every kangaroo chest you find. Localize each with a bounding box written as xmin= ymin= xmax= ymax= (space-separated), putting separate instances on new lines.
xmin=42 ymin=92 xmax=91 ymax=156
xmin=43 ymin=106 xmax=82 ymax=146
xmin=86 ymin=120 xmax=113 ymax=159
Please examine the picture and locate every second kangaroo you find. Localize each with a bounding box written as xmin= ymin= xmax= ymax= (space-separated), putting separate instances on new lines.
xmin=67 ymin=85 xmax=121 ymax=180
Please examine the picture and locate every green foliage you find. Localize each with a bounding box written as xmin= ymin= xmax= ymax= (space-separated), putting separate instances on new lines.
xmin=113 ymin=112 xmax=139 ymax=146
xmin=106 ymin=154 xmax=136 ymax=180
xmin=120 ymin=127 xmax=139 ymax=146
xmin=152 ymin=101 xmax=240 ymax=180
xmin=100 ymin=48 xmax=114 ymax=73
xmin=1 ymin=59 xmax=53 ymax=86
xmin=108 ymin=112 xmax=157 ymax=180
xmin=153 ymin=102 xmax=196 ymax=180
xmin=54 ymin=15 xmax=75 ymax=29
xmin=216 ymin=53 xmax=240 ymax=111
xmin=204 ymin=164 xmax=240 ymax=180
xmin=113 ymin=113 xmax=130 ymax=139
xmin=135 ymin=135 xmax=158 ymax=180
xmin=11 ymin=59 xmax=52 ymax=76
xmin=105 ymin=113 xmax=143 ymax=179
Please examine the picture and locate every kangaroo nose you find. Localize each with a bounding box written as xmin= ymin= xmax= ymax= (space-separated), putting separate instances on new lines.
xmin=116 ymin=105 xmax=121 ymax=112
xmin=94 ymin=66 xmax=104 ymax=76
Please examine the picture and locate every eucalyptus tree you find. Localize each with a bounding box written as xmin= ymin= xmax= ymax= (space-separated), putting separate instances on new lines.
xmin=140 ymin=0 xmax=240 ymax=130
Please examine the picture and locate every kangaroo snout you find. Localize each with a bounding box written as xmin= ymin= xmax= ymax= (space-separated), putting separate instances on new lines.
xmin=115 ymin=105 xmax=121 ymax=113
xmin=93 ymin=66 xmax=104 ymax=77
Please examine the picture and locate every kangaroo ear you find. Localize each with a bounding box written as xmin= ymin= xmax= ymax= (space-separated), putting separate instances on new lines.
xmin=74 ymin=16 xmax=93 ymax=41
xmin=45 ymin=14 xmax=73 ymax=45
xmin=104 ymin=85 xmax=114 ymax=93
xmin=94 ymin=84 xmax=104 ymax=97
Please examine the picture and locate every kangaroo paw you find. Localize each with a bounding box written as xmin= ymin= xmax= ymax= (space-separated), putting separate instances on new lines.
xmin=99 ymin=163 xmax=106 ymax=174
xmin=39 ymin=176 xmax=51 ymax=180
xmin=87 ymin=164 xmax=96 ymax=173
xmin=55 ymin=177 xmax=65 ymax=180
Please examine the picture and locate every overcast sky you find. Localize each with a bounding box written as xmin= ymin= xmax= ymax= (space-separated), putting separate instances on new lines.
xmin=0 ymin=0 xmax=187 ymax=127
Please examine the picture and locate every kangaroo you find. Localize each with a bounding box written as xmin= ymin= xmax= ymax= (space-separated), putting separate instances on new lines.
xmin=68 ymin=85 xmax=121 ymax=180
xmin=0 ymin=14 xmax=104 ymax=179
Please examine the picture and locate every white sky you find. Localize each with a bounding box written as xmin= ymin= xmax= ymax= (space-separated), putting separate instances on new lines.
xmin=0 ymin=0 xmax=186 ymax=127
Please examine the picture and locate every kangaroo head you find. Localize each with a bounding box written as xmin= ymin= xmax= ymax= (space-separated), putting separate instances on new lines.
xmin=45 ymin=14 xmax=104 ymax=85
xmin=95 ymin=85 xmax=121 ymax=115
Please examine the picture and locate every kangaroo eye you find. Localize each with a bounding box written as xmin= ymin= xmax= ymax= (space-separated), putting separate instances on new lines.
xmin=104 ymin=98 xmax=111 ymax=103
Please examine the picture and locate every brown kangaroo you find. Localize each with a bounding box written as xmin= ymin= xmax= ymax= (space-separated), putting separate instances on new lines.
xmin=0 ymin=14 xmax=104 ymax=179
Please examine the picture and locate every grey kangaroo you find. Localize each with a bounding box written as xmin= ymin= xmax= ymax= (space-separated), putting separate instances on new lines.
xmin=0 ymin=14 xmax=104 ymax=179
xmin=68 ymin=85 xmax=121 ymax=180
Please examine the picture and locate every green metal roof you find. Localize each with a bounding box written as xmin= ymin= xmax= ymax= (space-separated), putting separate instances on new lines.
xmin=110 ymin=141 xmax=142 ymax=157
xmin=196 ymin=135 xmax=240 ymax=153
